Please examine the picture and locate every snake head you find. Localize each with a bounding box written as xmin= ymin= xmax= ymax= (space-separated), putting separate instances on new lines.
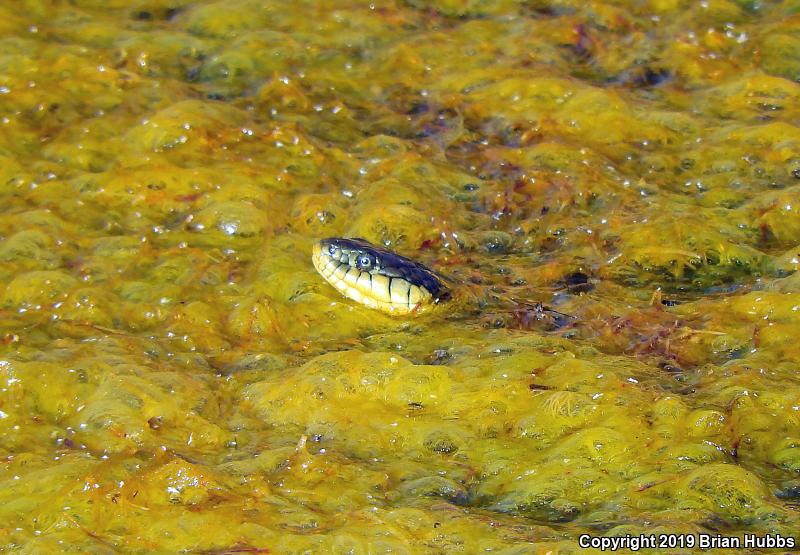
xmin=312 ymin=237 xmax=448 ymax=315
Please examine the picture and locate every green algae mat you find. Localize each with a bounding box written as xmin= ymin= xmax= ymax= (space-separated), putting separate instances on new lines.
xmin=1 ymin=0 xmax=800 ymax=553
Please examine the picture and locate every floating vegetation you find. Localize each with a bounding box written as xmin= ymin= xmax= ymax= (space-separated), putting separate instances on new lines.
xmin=0 ymin=0 xmax=799 ymax=552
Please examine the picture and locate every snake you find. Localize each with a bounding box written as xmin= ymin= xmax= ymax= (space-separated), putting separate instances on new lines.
xmin=311 ymin=237 xmax=450 ymax=315
xmin=312 ymin=237 xmax=574 ymax=328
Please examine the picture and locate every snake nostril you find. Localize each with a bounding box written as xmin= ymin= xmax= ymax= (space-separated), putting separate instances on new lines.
xmin=328 ymin=243 xmax=337 ymax=256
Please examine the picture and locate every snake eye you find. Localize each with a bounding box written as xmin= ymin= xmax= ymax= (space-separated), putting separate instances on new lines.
xmin=328 ymin=243 xmax=337 ymax=255
xmin=357 ymin=254 xmax=372 ymax=269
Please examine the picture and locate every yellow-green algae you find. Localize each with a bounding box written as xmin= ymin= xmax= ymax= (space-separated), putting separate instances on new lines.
xmin=1 ymin=0 xmax=800 ymax=553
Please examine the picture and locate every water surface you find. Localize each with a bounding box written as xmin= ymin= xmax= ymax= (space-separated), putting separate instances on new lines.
xmin=1 ymin=0 xmax=800 ymax=552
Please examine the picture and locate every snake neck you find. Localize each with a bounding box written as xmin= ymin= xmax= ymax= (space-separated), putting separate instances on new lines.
xmin=445 ymin=283 xmax=575 ymax=331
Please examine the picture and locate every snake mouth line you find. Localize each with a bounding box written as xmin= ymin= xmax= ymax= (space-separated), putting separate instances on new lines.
xmin=312 ymin=237 xmax=448 ymax=315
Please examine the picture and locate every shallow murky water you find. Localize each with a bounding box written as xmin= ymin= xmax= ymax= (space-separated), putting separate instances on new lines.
xmin=1 ymin=1 xmax=800 ymax=553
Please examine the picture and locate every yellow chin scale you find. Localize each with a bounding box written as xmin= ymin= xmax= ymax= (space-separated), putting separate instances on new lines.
xmin=312 ymin=241 xmax=435 ymax=315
